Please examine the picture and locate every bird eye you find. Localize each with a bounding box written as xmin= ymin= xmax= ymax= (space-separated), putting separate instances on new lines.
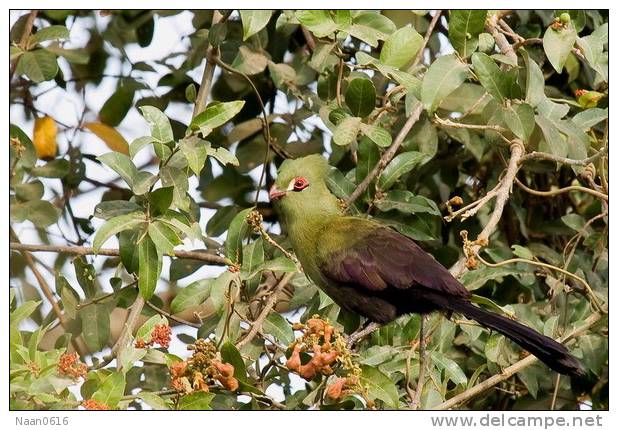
xmin=293 ymin=177 xmax=309 ymax=191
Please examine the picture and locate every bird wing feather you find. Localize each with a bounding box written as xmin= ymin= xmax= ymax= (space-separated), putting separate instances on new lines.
xmin=318 ymin=220 xmax=469 ymax=298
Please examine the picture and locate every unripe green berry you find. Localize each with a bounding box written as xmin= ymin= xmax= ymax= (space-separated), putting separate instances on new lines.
xmin=560 ymin=13 xmax=571 ymax=24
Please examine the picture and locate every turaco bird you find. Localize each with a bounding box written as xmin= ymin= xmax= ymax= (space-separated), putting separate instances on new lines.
xmin=269 ymin=154 xmax=584 ymax=377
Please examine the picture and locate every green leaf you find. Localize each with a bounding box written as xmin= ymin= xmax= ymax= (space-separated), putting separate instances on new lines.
xmin=191 ymin=101 xmax=245 ymax=137
xmin=179 ymin=136 xmax=208 ymax=176
xmin=220 ymin=341 xmax=248 ymax=382
xmin=135 ymin=315 xmax=166 ymax=342
xmin=572 ymin=108 xmax=608 ymax=131
xmin=93 ymin=213 xmax=145 ymax=252
xmin=356 ymin=138 xmax=380 ymax=184
xmin=378 ymin=151 xmax=425 ymax=189
xmin=347 ymin=12 xmax=395 ymax=47
xmin=207 ymin=146 xmax=239 ymax=167
xmin=14 ymin=180 xmax=44 ymax=201
xmin=359 ymin=365 xmax=399 ymax=409
xmin=170 ymin=280 xmax=212 ymax=314
xmin=210 ymin=270 xmax=237 ymax=314
xmin=93 ymin=200 xmax=142 ymax=220
xmin=29 ymin=25 xmax=70 ymax=45
xmin=148 ymin=221 xmax=180 ymax=256
xmin=295 ymin=10 xmax=337 ymax=38
xmin=138 ymin=392 xmax=170 ymax=410
xmin=97 ymin=152 xmax=138 ymax=187
xmin=92 ymin=372 xmax=125 ymax=409
xmin=73 ymin=256 xmax=97 ymax=298
xmin=99 ymin=87 xmax=135 ymax=127
xmin=421 ymin=54 xmax=469 ymax=113
xmin=30 ymin=159 xmax=70 ymax=178
xmin=449 ymin=10 xmax=488 ymax=58
xmin=177 ymin=391 xmax=214 ymax=410
xmin=139 ymin=106 xmax=173 ymax=144
xmin=345 ymin=78 xmax=376 ymax=118
xmin=232 ymin=45 xmax=269 ymax=75
xmin=375 ymin=190 xmax=439 ymax=215
xmin=240 ymin=10 xmax=272 ymax=40
xmin=326 ymin=168 xmax=360 ymax=213
xmin=504 ymin=103 xmax=535 ymax=141
xmin=332 ymin=117 xmax=361 ymax=146
xmin=132 ymin=171 xmax=157 ymax=195
xmin=359 ymin=124 xmax=391 ymax=148
xmin=431 ymin=351 xmax=468 ymax=386
xmin=138 ymin=235 xmax=161 ymax=300
xmin=16 ymin=49 xmax=58 ymax=83
xmin=81 ymin=303 xmax=111 ymax=351
xmin=460 ymin=265 xmax=527 ymax=291
xmin=118 ymin=344 xmax=147 ymax=374
xmin=471 ymin=52 xmax=510 ymax=103
xmin=10 ymin=200 xmax=59 ymax=227
xmin=225 ymin=207 xmax=254 ymax=264
xmin=543 ymin=24 xmax=577 ymax=73
xmin=380 ymin=26 xmax=423 ymax=68
xmin=522 ymin=51 xmax=546 ymax=108
xmin=263 ymin=313 xmax=295 ymax=345
xmin=535 ymin=115 xmax=567 ymax=158
xmin=248 ymin=256 xmax=297 ymax=279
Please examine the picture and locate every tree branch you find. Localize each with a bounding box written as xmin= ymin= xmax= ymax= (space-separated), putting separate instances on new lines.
xmin=449 ymin=140 xmax=525 ymax=277
xmin=485 ymin=10 xmax=517 ymax=66
xmin=411 ymin=10 xmax=442 ymax=68
xmin=192 ymin=10 xmax=222 ymax=117
xmin=10 ymin=242 xmax=232 ymax=266
xmin=432 ymin=312 xmax=602 ymax=410
xmin=236 ymin=272 xmax=295 ymax=349
xmin=521 ymin=146 xmax=607 ymax=166
xmin=347 ymin=102 xmax=424 ymax=207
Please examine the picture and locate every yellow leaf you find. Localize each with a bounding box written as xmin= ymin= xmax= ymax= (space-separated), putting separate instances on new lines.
xmin=33 ymin=116 xmax=58 ymax=160
xmin=85 ymin=122 xmax=129 ymax=155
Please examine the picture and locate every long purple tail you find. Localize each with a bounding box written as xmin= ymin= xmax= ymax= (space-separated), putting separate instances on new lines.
xmin=443 ymin=298 xmax=584 ymax=377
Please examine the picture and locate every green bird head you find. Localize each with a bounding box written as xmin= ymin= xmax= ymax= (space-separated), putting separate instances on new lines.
xmin=269 ymin=154 xmax=341 ymax=222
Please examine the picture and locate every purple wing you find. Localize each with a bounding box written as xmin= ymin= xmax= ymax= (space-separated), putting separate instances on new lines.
xmin=320 ymin=226 xmax=470 ymax=298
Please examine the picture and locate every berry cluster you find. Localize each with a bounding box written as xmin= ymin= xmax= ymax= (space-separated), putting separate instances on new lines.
xmin=285 ymin=316 xmax=367 ymax=402
xmin=57 ymin=352 xmax=87 ymax=380
xmin=135 ymin=324 xmax=172 ymax=349
xmin=81 ymin=399 xmax=110 ymax=410
xmin=170 ymin=339 xmax=239 ymax=394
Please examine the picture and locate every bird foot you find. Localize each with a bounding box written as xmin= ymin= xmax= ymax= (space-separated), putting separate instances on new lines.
xmin=345 ymin=322 xmax=381 ymax=350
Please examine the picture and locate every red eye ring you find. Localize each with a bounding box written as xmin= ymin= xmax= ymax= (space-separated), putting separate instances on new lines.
xmin=293 ymin=177 xmax=309 ymax=191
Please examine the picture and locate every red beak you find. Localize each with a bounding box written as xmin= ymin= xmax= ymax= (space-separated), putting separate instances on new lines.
xmin=269 ymin=185 xmax=287 ymax=201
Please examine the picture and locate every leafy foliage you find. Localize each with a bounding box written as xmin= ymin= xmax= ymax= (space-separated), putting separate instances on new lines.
xmin=9 ymin=10 xmax=608 ymax=411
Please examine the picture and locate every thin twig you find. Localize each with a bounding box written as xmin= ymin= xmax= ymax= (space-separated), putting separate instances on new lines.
xmin=192 ymin=10 xmax=222 ymax=117
xmin=235 ymin=272 xmax=295 ymax=349
xmin=476 ymin=253 xmax=604 ymax=313
xmin=485 ymin=10 xmax=517 ymax=66
xmin=410 ymin=315 xmax=427 ymax=410
xmin=411 ymin=10 xmax=442 ymax=68
xmin=10 ymin=242 xmax=232 ymax=266
xmin=449 ymin=141 xmax=525 ymax=278
xmin=432 ymin=312 xmax=602 ymax=410
xmin=347 ymin=102 xmax=424 ymax=207
xmin=514 ymin=177 xmax=608 ymax=202
xmin=145 ymin=300 xmax=200 ymax=329
xmin=521 ymin=147 xmax=607 ymax=167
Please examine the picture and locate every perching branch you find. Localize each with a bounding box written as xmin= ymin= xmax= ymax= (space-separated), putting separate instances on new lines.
xmin=411 ymin=10 xmax=442 ymax=68
xmin=192 ymin=10 xmax=222 ymax=117
xmin=432 ymin=312 xmax=603 ymax=410
xmin=485 ymin=10 xmax=517 ymax=66
xmin=347 ymin=102 xmax=424 ymax=207
xmin=236 ymin=272 xmax=295 ymax=349
xmin=514 ymin=177 xmax=608 ymax=202
xmin=10 ymin=242 xmax=232 ymax=266
xmin=521 ymin=146 xmax=607 ymax=166
xmin=449 ymin=140 xmax=525 ymax=278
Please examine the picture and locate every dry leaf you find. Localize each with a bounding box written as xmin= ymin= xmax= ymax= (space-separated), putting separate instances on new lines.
xmin=85 ymin=122 xmax=129 ymax=155
xmin=33 ymin=116 xmax=58 ymax=160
